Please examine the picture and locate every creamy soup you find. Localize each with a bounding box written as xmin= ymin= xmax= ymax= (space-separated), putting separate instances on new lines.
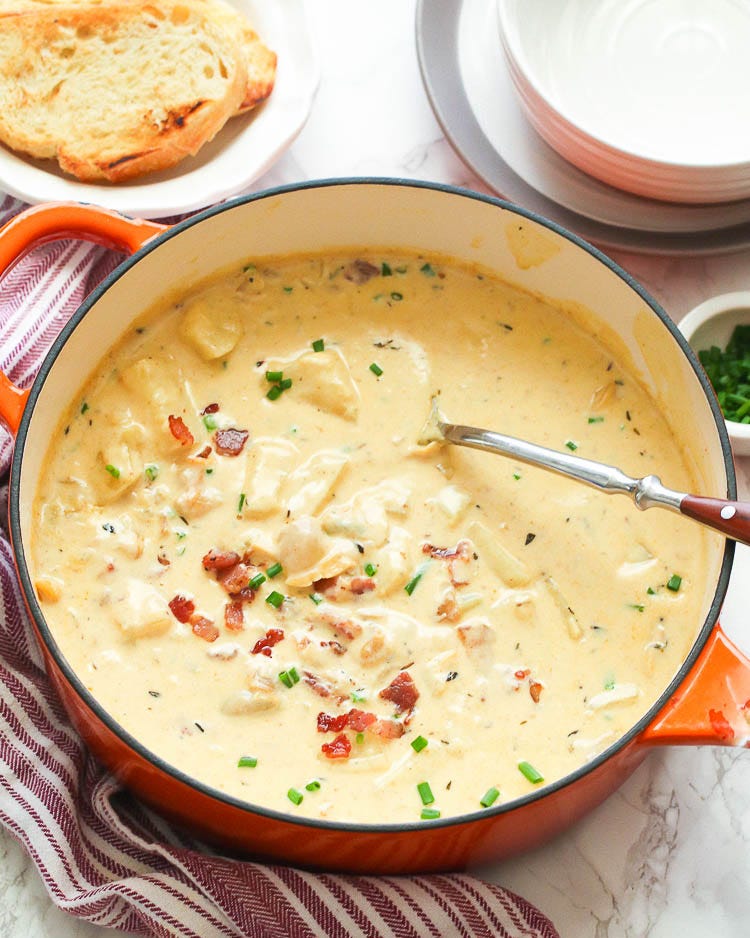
xmin=31 ymin=251 xmax=713 ymax=824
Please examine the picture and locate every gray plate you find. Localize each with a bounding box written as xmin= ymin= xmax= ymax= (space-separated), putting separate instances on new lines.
xmin=415 ymin=0 xmax=750 ymax=255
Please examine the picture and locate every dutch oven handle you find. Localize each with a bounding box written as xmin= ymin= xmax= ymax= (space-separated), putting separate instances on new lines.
xmin=0 ymin=202 xmax=167 ymax=435
xmin=641 ymin=627 xmax=750 ymax=747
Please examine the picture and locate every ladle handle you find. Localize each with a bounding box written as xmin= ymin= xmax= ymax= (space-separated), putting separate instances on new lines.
xmin=680 ymin=495 xmax=750 ymax=545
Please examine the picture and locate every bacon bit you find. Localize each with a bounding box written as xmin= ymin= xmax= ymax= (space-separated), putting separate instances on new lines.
xmin=322 ymin=614 xmax=362 ymax=640
xmin=213 ymin=428 xmax=249 ymax=456
xmin=321 ymin=640 xmax=346 ymax=656
xmin=202 ymin=549 xmax=241 ymax=571
xmin=379 ymin=671 xmax=419 ymax=717
xmin=313 ymin=575 xmax=339 ymax=594
xmin=252 ymin=627 xmax=285 ymax=656
xmin=224 ymin=601 xmax=245 ymax=631
xmin=190 ymin=614 xmax=219 ymax=642
xmin=168 ymin=595 xmax=195 ymax=623
xmin=321 ymin=733 xmax=352 ymax=759
xmin=349 ymin=576 xmax=376 ymax=595
xmin=436 ymin=594 xmax=460 ymax=622
xmin=514 ymin=668 xmax=531 ymax=681
xmin=195 ymin=445 xmax=212 ymax=459
xmin=157 ymin=553 xmax=171 ymax=567
xmin=304 ymin=671 xmax=333 ymax=698
xmin=343 ymin=259 xmax=380 ymax=284
xmin=201 ymin=403 xmax=220 ymax=415
xmin=168 ymin=414 xmax=194 ymax=446
xmin=529 ymin=681 xmax=543 ymax=703
xmin=370 ymin=717 xmax=405 ymax=739
xmin=422 ymin=539 xmax=472 ymax=587
xmin=217 ymin=562 xmax=254 ymax=595
xmin=709 ymin=708 xmax=735 ymax=742
xmin=317 ymin=711 xmax=349 ymax=733
xmin=347 ymin=709 xmax=377 ymax=732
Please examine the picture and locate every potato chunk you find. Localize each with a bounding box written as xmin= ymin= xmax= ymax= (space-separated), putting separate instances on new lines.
xmin=180 ymin=296 xmax=243 ymax=360
xmin=243 ymin=438 xmax=298 ymax=517
xmin=263 ymin=348 xmax=360 ymax=420
xmin=285 ymin=449 xmax=350 ymax=517
xmin=278 ymin=515 xmax=358 ymax=587
xmin=112 ymin=580 xmax=173 ymax=639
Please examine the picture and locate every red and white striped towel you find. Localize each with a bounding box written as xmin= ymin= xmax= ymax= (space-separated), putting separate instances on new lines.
xmin=0 ymin=194 xmax=560 ymax=938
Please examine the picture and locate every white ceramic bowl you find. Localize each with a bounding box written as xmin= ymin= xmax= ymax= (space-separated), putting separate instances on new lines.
xmin=497 ymin=0 xmax=750 ymax=204
xmin=679 ymin=292 xmax=750 ymax=456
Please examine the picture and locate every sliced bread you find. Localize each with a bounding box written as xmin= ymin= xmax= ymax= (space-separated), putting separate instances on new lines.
xmin=0 ymin=0 xmax=273 ymax=181
xmin=0 ymin=0 xmax=278 ymax=116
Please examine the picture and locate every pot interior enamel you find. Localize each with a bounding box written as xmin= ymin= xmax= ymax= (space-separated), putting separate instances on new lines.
xmin=11 ymin=180 xmax=733 ymax=867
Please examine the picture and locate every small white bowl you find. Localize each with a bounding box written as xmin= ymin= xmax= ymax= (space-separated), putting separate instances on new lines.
xmin=679 ymin=292 xmax=750 ymax=456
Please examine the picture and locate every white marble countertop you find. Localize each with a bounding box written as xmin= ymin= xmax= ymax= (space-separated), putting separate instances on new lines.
xmin=2 ymin=2 xmax=750 ymax=935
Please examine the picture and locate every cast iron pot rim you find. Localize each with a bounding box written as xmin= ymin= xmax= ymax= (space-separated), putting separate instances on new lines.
xmin=8 ymin=177 xmax=737 ymax=837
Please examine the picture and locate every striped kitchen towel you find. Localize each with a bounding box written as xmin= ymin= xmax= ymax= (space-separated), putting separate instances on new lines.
xmin=0 ymin=194 xmax=560 ymax=938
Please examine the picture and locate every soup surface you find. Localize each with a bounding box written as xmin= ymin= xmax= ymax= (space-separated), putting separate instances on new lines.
xmin=31 ymin=250 xmax=712 ymax=824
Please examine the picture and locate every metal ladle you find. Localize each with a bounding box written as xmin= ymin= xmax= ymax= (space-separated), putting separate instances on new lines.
xmin=419 ymin=406 xmax=750 ymax=546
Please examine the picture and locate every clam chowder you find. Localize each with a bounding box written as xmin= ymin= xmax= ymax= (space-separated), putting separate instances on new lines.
xmin=31 ymin=251 xmax=714 ymax=824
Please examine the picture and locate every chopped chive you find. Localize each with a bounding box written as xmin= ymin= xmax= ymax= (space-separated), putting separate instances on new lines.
xmin=381 ymin=262 xmax=392 ymax=276
xmin=405 ymin=563 xmax=429 ymax=596
xmin=647 ymin=587 xmax=656 ymax=595
xmin=144 ymin=464 xmax=159 ymax=481
xmin=278 ymin=667 xmax=299 ymax=688
xmin=266 ymin=370 xmax=284 ymax=382
xmin=356 ymin=732 xmax=365 ymax=744
xmin=279 ymin=378 xmax=293 ymax=391
xmin=420 ymin=262 xmax=436 ymax=276
xmin=351 ymin=689 xmax=366 ymax=703
xmin=283 ymin=286 xmax=293 ymax=294
xmin=237 ymin=492 xmax=246 ymax=513
xmin=411 ymin=735 xmax=428 ymax=753
xmin=421 ymin=808 xmax=441 ymax=820
xmin=266 ymin=562 xmax=283 ymax=578
xmin=364 ymin=562 xmax=377 ymax=577
xmin=604 ymin=674 xmax=616 ymax=690
xmin=249 ymin=573 xmax=266 ymax=590
xmin=267 ymin=385 xmax=283 ymax=401
xmin=588 ymin=416 xmax=604 ymax=424
xmin=417 ymin=781 xmax=434 ymax=805
xmin=237 ymin=755 xmax=257 ymax=768
xmin=104 ymin=464 xmax=120 ymax=479
xmin=305 ymin=779 xmax=321 ymax=791
xmin=266 ymin=590 xmax=285 ymax=608
xmin=480 ymin=786 xmax=500 ymax=808
xmin=390 ymin=292 xmax=403 ymax=301
xmin=513 ymin=472 xmax=521 ymax=480
xmin=287 ymin=788 xmax=303 ymax=806
xmin=202 ymin=414 xmax=218 ymax=431
xmin=80 ymin=401 xmax=89 ymax=414
xmin=565 ymin=440 xmax=578 ymax=451
xmin=309 ymin=592 xmax=323 ymax=605
xmin=628 ymin=603 xmax=645 ymax=612
xmin=369 ymin=362 xmax=384 ymax=377
xmin=518 ymin=761 xmax=544 ymax=784
xmin=312 ymin=338 xmax=325 ymax=352
xmin=667 ymin=574 xmax=682 ymax=592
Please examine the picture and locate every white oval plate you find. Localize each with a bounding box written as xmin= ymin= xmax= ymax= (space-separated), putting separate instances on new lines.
xmin=0 ymin=0 xmax=319 ymax=219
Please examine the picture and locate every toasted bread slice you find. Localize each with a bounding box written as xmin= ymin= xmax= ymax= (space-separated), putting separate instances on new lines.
xmin=0 ymin=1 xmax=251 ymax=181
xmin=0 ymin=0 xmax=277 ymax=116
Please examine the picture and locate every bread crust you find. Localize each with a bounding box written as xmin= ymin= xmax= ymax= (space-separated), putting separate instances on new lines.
xmin=0 ymin=0 xmax=277 ymax=181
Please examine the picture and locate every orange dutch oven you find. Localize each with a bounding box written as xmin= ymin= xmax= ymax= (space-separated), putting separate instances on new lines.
xmin=1 ymin=180 xmax=749 ymax=874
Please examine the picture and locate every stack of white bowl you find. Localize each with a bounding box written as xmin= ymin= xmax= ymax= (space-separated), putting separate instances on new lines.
xmin=497 ymin=0 xmax=750 ymax=204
